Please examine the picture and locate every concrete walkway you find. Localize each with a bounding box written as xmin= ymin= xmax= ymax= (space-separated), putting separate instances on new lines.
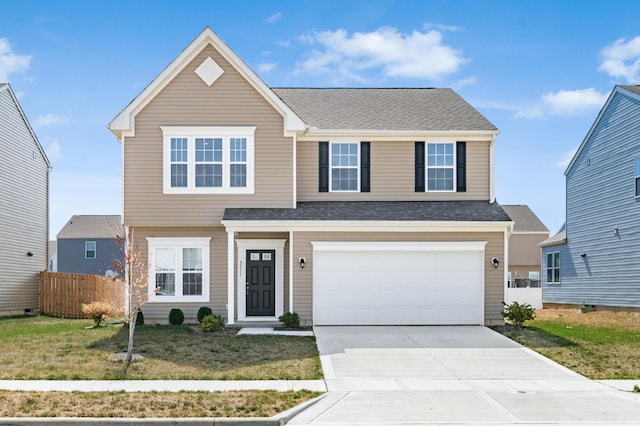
xmin=289 ymin=326 xmax=640 ymax=425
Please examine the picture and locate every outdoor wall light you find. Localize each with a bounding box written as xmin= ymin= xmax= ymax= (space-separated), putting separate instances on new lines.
xmin=491 ymin=257 xmax=499 ymax=269
xmin=614 ymin=226 xmax=619 ymax=235
xmin=580 ymin=252 xmax=587 ymax=258
xmin=26 ymin=251 xmax=34 ymax=257
xmin=298 ymin=257 xmax=306 ymax=269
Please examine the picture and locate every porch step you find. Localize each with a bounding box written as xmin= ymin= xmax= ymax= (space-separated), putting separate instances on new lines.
xmin=226 ymin=321 xmax=282 ymax=329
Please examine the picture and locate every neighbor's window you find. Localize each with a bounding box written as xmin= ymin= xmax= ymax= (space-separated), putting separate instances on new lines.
xmin=330 ymin=142 xmax=359 ymax=191
xmin=85 ymin=241 xmax=96 ymax=259
xmin=546 ymin=252 xmax=560 ymax=284
xmin=147 ymin=237 xmax=211 ymax=302
xmin=427 ymin=143 xmax=454 ymax=191
xmin=161 ymin=126 xmax=255 ymax=194
xmin=529 ymin=271 xmax=541 ymax=288
xmin=635 ymin=157 xmax=640 ymax=197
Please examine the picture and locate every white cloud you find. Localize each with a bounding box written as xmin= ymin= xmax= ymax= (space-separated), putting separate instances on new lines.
xmin=258 ymin=62 xmax=277 ymax=73
xmin=452 ymin=76 xmax=477 ymax=90
xmin=541 ymin=88 xmax=608 ymax=117
xmin=33 ymin=113 xmax=68 ymax=127
xmin=46 ymin=139 xmax=63 ymax=160
xmin=423 ymin=22 xmax=462 ymax=32
xmin=276 ymin=40 xmax=291 ymax=48
xmin=266 ymin=12 xmax=282 ymax=24
xmin=599 ymin=36 xmax=640 ymax=83
xmin=0 ymin=38 xmax=31 ymax=81
xmin=516 ymin=88 xmax=608 ymax=118
xmin=557 ymin=149 xmax=577 ymax=168
xmin=295 ymin=26 xmax=467 ymax=83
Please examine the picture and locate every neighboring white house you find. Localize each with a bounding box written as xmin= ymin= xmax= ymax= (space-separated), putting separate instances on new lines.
xmin=0 ymin=83 xmax=50 ymax=317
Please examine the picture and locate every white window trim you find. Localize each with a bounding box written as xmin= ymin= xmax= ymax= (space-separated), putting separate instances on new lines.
xmin=235 ymin=239 xmax=285 ymax=322
xmin=426 ymin=141 xmax=456 ymax=192
xmin=329 ymin=141 xmax=360 ymax=192
xmin=546 ymin=251 xmax=560 ymax=284
xmin=161 ymin=126 xmax=255 ymax=194
xmin=146 ymin=237 xmax=211 ymax=303
xmin=85 ymin=241 xmax=96 ymax=259
xmin=635 ymin=157 xmax=640 ymax=198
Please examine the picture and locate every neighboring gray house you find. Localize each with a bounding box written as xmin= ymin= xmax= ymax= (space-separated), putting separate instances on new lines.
xmin=541 ymin=85 xmax=640 ymax=310
xmin=56 ymin=215 xmax=124 ymax=275
xmin=0 ymin=83 xmax=50 ymax=317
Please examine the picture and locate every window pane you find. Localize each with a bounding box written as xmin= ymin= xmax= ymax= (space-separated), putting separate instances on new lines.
xmin=171 ymin=138 xmax=188 ymax=162
xmin=332 ymin=168 xmax=357 ymax=191
xmin=182 ymin=248 xmax=203 ymax=271
xmin=214 ymin=138 xmax=222 ymax=162
xmin=554 ymin=268 xmax=560 ymax=283
xmin=156 ymin=273 xmax=175 ymax=296
xmin=182 ymin=273 xmax=202 ymax=296
xmin=155 ymin=248 xmax=175 ymax=271
xmin=554 ymin=252 xmax=560 ymax=267
xmin=547 ymin=253 xmax=553 ymax=267
xmin=547 ymin=268 xmax=553 ymax=283
xmin=230 ymin=164 xmax=247 ymax=187
xmin=230 ymin=138 xmax=247 ymax=162
xmin=636 ymin=177 xmax=640 ymax=197
xmin=171 ymin=164 xmax=188 ymax=187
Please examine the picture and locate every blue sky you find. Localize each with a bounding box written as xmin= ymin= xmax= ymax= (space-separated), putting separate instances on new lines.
xmin=2 ymin=0 xmax=640 ymax=238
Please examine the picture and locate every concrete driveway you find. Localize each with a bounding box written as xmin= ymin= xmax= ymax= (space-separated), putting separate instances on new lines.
xmin=289 ymin=326 xmax=640 ymax=425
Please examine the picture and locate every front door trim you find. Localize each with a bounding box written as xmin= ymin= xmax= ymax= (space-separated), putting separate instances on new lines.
xmin=236 ymin=239 xmax=286 ymax=322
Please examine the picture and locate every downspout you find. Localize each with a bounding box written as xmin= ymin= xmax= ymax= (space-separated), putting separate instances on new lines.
xmin=289 ymin=231 xmax=294 ymax=314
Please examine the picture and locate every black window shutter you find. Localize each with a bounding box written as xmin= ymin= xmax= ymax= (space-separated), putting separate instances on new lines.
xmin=456 ymin=141 xmax=466 ymax=192
xmin=360 ymin=141 xmax=370 ymax=192
xmin=319 ymin=141 xmax=329 ymax=192
xmin=415 ymin=142 xmax=425 ymax=192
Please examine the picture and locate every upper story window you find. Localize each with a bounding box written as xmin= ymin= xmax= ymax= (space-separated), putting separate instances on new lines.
xmin=427 ymin=143 xmax=455 ymax=191
xmin=635 ymin=157 xmax=640 ymax=197
xmin=85 ymin=241 xmax=96 ymax=259
xmin=161 ymin=126 xmax=255 ymax=194
xmin=415 ymin=141 xmax=466 ymax=193
xmin=546 ymin=252 xmax=560 ymax=284
xmin=147 ymin=237 xmax=211 ymax=303
xmin=331 ymin=142 xmax=360 ymax=192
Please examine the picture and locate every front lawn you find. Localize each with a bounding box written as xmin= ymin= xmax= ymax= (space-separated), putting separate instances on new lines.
xmin=0 ymin=316 xmax=322 ymax=380
xmin=494 ymin=308 xmax=640 ymax=379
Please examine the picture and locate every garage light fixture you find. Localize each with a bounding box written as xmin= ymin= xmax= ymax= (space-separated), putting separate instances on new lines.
xmin=298 ymin=257 xmax=306 ymax=269
xmin=491 ymin=257 xmax=499 ymax=269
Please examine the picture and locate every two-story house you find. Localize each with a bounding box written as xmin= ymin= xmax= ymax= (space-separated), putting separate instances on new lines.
xmin=0 ymin=83 xmax=50 ymax=317
xmin=108 ymin=27 xmax=512 ymax=325
xmin=56 ymin=215 xmax=124 ymax=275
xmin=541 ymin=85 xmax=640 ymax=311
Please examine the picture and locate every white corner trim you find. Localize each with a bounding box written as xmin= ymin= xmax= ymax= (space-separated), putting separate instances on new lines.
xmin=235 ymin=239 xmax=286 ymax=322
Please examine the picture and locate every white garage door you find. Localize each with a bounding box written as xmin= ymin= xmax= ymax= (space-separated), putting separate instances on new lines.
xmin=313 ymin=241 xmax=486 ymax=325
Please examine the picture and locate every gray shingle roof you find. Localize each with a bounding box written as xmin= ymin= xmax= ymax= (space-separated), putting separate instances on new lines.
xmin=224 ymin=201 xmax=511 ymax=222
xmin=501 ymin=205 xmax=549 ymax=233
xmin=271 ymin=88 xmax=497 ymax=132
xmin=539 ymin=230 xmax=567 ymax=248
xmin=57 ymin=215 xmax=124 ymax=239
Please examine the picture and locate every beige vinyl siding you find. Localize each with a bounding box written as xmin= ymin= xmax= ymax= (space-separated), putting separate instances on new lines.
xmin=508 ymin=233 xmax=547 ymax=267
xmin=132 ymin=227 xmax=227 ymax=324
xmin=0 ymin=88 xmax=49 ymax=316
xmin=292 ymin=231 xmax=505 ymax=326
xmin=132 ymin=228 xmax=290 ymax=324
xmin=124 ymin=45 xmax=293 ymax=228
xmin=297 ymin=140 xmax=490 ymax=201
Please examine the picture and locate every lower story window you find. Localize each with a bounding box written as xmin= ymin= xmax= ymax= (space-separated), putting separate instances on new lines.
xmin=546 ymin=252 xmax=560 ymax=284
xmin=147 ymin=237 xmax=211 ymax=302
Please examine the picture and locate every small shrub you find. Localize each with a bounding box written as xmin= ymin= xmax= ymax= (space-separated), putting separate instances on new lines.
xmin=168 ymin=308 xmax=184 ymax=325
xmin=201 ymin=314 xmax=223 ymax=332
xmin=135 ymin=309 xmax=144 ymax=326
xmin=279 ymin=312 xmax=300 ymax=328
xmin=501 ymin=301 xmax=535 ymax=328
xmin=81 ymin=301 xmax=115 ymax=327
xmin=633 ymin=384 xmax=640 ymax=393
xmin=197 ymin=306 xmax=213 ymax=323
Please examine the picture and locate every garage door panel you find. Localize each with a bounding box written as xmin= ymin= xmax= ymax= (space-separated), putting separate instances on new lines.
xmin=313 ymin=242 xmax=485 ymax=325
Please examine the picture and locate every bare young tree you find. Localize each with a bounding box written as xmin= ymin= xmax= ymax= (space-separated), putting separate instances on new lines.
xmin=114 ymin=228 xmax=153 ymax=365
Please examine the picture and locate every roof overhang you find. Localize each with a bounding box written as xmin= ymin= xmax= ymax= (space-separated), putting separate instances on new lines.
xmin=222 ymin=219 xmax=513 ymax=233
xmin=107 ymin=27 xmax=305 ymax=141
xmin=296 ymin=129 xmax=499 ymax=142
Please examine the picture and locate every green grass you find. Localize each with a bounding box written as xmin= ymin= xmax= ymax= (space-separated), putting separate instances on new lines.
xmin=0 ymin=315 xmax=322 ymax=380
xmin=495 ymin=309 xmax=640 ymax=379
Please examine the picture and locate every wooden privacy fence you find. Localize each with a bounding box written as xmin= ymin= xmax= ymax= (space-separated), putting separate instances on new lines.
xmin=40 ymin=271 xmax=125 ymax=318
